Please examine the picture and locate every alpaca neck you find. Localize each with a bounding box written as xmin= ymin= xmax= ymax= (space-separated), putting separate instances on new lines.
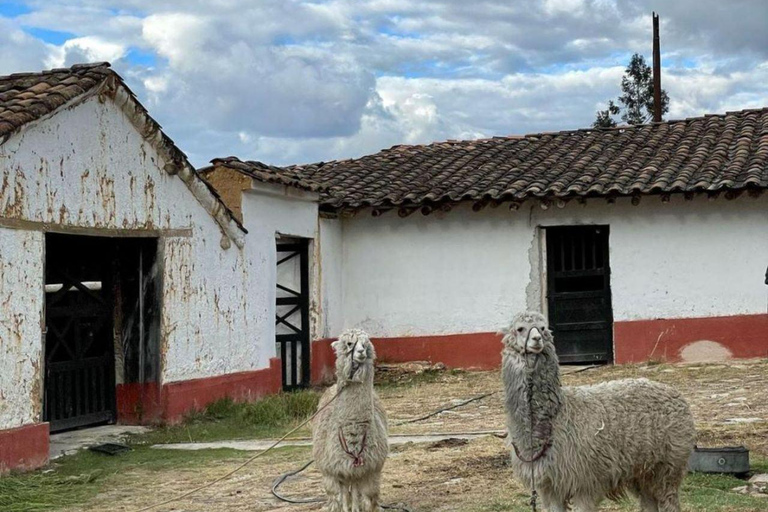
xmin=335 ymin=364 xmax=375 ymax=420
xmin=502 ymin=346 xmax=563 ymax=456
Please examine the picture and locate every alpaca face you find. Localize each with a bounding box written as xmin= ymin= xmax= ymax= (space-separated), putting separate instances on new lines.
xmin=501 ymin=311 xmax=553 ymax=355
xmin=332 ymin=329 xmax=376 ymax=383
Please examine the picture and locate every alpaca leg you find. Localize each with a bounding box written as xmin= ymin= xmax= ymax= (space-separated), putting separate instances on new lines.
xmin=323 ymin=476 xmax=344 ymax=512
xmin=572 ymin=495 xmax=598 ymax=512
xmin=540 ymin=490 xmax=567 ymax=512
xmin=639 ymin=490 xmax=659 ymax=512
xmin=651 ymin=465 xmax=684 ymax=512
xmin=655 ymin=491 xmax=680 ymax=512
xmin=349 ymin=481 xmax=362 ymax=512
xmin=356 ymin=474 xmax=381 ymax=512
xmin=341 ymin=481 xmax=355 ymax=512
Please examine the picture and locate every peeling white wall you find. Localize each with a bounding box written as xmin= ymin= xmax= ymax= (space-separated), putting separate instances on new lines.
xmin=238 ymin=184 xmax=319 ymax=363
xmin=0 ymin=95 xmax=284 ymax=426
xmin=0 ymin=228 xmax=44 ymax=430
xmin=0 ymin=97 xmax=197 ymax=231
xmin=336 ymin=195 xmax=768 ymax=338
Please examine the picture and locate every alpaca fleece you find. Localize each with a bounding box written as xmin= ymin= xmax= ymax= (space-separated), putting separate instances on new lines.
xmin=312 ymin=329 xmax=388 ymax=512
xmin=501 ymin=312 xmax=696 ymax=512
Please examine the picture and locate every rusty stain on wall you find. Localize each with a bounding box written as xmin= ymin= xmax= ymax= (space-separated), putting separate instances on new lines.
xmin=0 ymin=228 xmax=44 ymax=430
xmin=0 ymin=92 xmax=266 ymax=434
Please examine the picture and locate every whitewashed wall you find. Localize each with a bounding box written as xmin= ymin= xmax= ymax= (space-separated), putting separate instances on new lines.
xmin=240 ymin=184 xmax=319 ymax=361
xmin=0 ymin=228 xmax=44 ymax=429
xmin=317 ymin=217 xmax=343 ymax=338
xmin=535 ymin=195 xmax=768 ymax=321
xmin=336 ymin=195 xmax=768 ymax=338
xmin=340 ymin=206 xmax=534 ymax=336
xmin=0 ymin=95 xmax=276 ymax=429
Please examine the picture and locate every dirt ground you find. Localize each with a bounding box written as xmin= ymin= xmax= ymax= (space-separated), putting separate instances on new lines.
xmin=64 ymin=359 xmax=768 ymax=512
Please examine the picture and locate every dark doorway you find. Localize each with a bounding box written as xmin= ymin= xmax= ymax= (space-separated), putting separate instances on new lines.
xmin=44 ymin=234 xmax=159 ymax=433
xmin=275 ymin=238 xmax=310 ymax=391
xmin=545 ymin=225 xmax=613 ymax=363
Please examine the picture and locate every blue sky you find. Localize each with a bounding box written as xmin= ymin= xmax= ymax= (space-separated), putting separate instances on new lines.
xmin=1 ymin=0 xmax=767 ymax=166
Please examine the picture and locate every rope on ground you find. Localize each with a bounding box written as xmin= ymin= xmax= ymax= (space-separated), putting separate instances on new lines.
xmin=133 ymin=389 xmax=344 ymax=512
xmin=271 ymin=459 xmax=412 ymax=512
xmin=565 ymin=364 xmax=599 ymax=375
xmin=271 ymin=459 xmax=324 ymax=504
xmin=393 ymin=391 xmax=499 ymax=425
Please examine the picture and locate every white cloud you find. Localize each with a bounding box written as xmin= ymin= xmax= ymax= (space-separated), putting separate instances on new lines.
xmin=45 ymin=36 xmax=126 ymax=68
xmin=4 ymin=0 xmax=768 ymax=167
xmin=0 ymin=17 xmax=50 ymax=75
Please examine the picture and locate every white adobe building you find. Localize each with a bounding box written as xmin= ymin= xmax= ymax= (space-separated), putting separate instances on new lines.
xmin=0 ymin=64 xmax=320 ymax=472
xmin=204 ymin=108 xmax=768 ymax=377
xmin=1 ymin=63 xmax=766 ymax=473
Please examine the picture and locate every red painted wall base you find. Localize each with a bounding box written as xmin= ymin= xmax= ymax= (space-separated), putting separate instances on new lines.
xmin=116 ymin=357 xmax=283 ymax=425
xmin=310 ymin=332 xmax=503 ymax=384
xmin=312 ymin=314 xmax=768 ymax=377
xmin=373 ymin=332 xmax=502 ymax=369
xmin=163 ymin=357 xmax=282 ymax=423
xmin=614 ymin=314 xmax=768 ymax=364
xmin=0 ymin=422 xmax=49 ymax=474
xmin=311 ymin=338 xmax=337 ymax=385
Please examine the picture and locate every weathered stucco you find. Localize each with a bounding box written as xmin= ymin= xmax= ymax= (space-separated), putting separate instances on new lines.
xmin=0 ymin=228 xmax=44 ymax=430
xmin=334 ymin=194 xmax=768 ymax=338
xmin=0 ymin=93 xmax=286 ymax=429
xmin=235 ymin=182 xmax=319 ymax=364
xmin=0 ymin=95 xmax=201 ymax=232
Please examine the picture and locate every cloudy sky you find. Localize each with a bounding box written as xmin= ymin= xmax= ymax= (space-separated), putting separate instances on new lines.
xmin=1 ymin=0 xmax=767 ymax=166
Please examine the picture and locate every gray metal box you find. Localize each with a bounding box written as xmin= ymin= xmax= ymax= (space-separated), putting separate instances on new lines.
xmin=688 ymin=446 xmax=750 ymax=474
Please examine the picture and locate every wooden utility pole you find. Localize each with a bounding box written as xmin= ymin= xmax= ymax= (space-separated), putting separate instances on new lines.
xmin=652 ymin=12 xmax=662 ymax=122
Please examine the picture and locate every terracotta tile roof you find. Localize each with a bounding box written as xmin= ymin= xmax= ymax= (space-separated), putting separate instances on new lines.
xmin=227 ymin=107 xmax=768 ymax=211
xmin=207 ymin=156 xmax=326 ymax=193
xmin=0 ymin=62 xmax=114 ymax=142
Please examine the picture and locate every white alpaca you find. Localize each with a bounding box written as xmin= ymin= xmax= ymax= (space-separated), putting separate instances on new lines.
xmin=501 ymin=312 xmax=696 ymax=512
xmin=312 ymin=329 xmax=388 ymax=512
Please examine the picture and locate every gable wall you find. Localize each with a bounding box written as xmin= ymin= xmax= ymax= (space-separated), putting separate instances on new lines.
xmin=0 ymin=96 xmax=275 ymax=434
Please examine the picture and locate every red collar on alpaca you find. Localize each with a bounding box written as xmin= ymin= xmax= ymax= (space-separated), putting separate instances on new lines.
xmin=338 ymin=426 xmax=368 ymax=467
xmin=512 ymin=438 xmax=552 ymax=463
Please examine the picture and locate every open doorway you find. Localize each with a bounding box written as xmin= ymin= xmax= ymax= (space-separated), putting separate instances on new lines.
xmin=44 ymin=234 xmax=159 ymax=433
xmin=275 ymin=237 xmax=310 ymax=390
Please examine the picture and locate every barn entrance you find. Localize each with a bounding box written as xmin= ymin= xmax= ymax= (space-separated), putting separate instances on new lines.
xmin=545 ymin=225 xmax=613 ymax=363
xmin=275 ymin=238 xmax=310 ymax=391
xmin=44 ymin=234 xmax=159 ymax=433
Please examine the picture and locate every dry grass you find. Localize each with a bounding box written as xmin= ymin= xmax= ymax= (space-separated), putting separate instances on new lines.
xmin=380 ymin=359 xmax=768 ymax=458
xmin=32 ymin=359 xmax=768 ymax=511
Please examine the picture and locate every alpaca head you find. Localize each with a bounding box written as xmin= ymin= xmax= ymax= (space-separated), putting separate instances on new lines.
xmin=500 ymin=311 xmax=554 ymax=356
xmin=332 ymin=329 xmax=376 ymax=384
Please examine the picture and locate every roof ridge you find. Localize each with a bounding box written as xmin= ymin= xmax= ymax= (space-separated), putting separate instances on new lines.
xmin=221 ymin=104 xmax=768 ymax=174
xmin=1 ymin=62 xmax=111 ymax=82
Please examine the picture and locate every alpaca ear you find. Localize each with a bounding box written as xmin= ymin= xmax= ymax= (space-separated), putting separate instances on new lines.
xmin=331 ymin=339 xmax=343 ymax=354
xmin=543 ymin=326 xmax=554 ymax=343
xmin=498 ymin=324 xmax=513 ymax=347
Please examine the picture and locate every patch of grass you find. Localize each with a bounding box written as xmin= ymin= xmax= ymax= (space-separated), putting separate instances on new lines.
xmin=0 ymin=446 xmax=248 ymax=512
xmin=133 ymin=390 xmax=321 ymax=445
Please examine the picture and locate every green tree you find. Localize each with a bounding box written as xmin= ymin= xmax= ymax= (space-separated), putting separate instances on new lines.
xmin=593 ymin=53 xmax=669 ymax=128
